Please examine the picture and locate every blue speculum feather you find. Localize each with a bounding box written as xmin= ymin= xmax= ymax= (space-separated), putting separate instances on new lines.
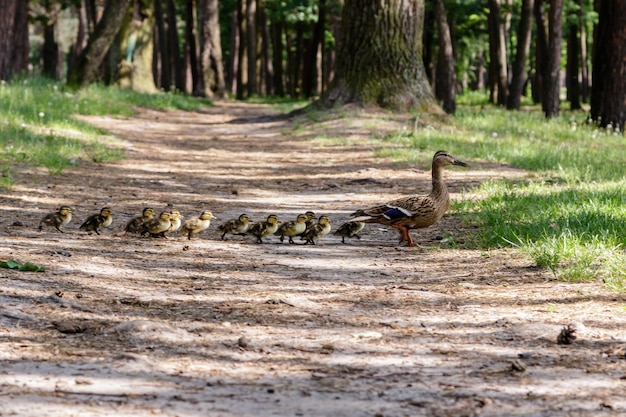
xmin=382 ymin=206 xmax=411 ymax=220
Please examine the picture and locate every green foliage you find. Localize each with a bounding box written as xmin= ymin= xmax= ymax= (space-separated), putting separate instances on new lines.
xmin=376 ymin=99 xmax=626 ymax=292
xmin=0 ymin=259 xmax=45 ymax=272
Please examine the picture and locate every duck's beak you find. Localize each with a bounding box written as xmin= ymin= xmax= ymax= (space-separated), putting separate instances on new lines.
xmin=454 ymin=158 xmax=469 ymax=167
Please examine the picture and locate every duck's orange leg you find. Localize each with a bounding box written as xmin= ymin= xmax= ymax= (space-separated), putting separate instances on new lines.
xmin=391 ymin=225 xmax=416 ymax=247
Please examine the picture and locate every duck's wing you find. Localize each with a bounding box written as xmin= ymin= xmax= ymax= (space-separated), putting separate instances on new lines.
xmin=351 ymin=196 xmax=435 ymax=223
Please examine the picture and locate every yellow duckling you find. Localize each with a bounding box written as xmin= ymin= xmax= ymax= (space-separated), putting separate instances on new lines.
xmin=301 ymin=215 xmax=332 ymax=245
xmin=181 ymin=210 xmax=215 ymax=240
xmin=218 ymin=214 xmax=250 ymax=240
xmin=79 ymin=207 xmax=113 ymax=235
xmin=39 ymin=205 xmax=72 ymax=233
xmin=333 ymin=221 xmax=365 ymax=243
xmin=165 ymin=210 xmax=182 ymax=236
xmin=123 ymin=207 xmax=154 ymax=235
xmin=274 ymin=213 xmax=308 ymax=244
xmin=140 ymin=211 xmax=172 ymax=238
xmin=350 ymin=151 xmax=468 ymax=246
xmin=247 ymin=214 xmax=279 ymax=243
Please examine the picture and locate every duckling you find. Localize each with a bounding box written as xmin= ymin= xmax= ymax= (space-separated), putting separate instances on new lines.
xmin=303 ymin=211 xmax=317 ymax=230
xmin=274 ymin=213 xmax=308 ymax=244
xmin=165 ymin=210 xmax=182 ymax=236
xmin=333 ymin=221 xmax=365 ymax=243
xmin=181 ymin=210 xmax=215 ymax=240
xmin=247 ymin=214 xmax=279 ymax=243
xmin=301 ymin=215 xmax=332 ymax=245
xmin=39 ymin=205 xmax=72 ymax=233
xmin=350 ymin=150 xmax=468 ymax=247
xmin=123 ymin=207 xmax=154 ymax=235
xmin=79 ymin=207 xmax=113 ymax=235
xmin=218 ymin=214 xmax=250 ymax=240
xmin=139 ymin=211 xmax=172 ymax=238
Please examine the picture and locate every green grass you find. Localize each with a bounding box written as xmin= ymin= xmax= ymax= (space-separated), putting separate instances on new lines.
xmin=0 ymin=77 xmax=211 ymax=187
xmin=316 ymin=94 xmax=626 ymax=292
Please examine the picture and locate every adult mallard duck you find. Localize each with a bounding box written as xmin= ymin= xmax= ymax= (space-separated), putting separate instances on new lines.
xmin=181 ymin=210 xmax=215 ymax=240
xmin=79 ymin=207 xmax=113 ymax=235
xmin=218 ymin=214 xmax=251 ymax=240
xmin=301 ymin=215 xmax=332 ymax=245
xmin=247 ymin=214 xmax=280 ymax=244
xmin=123 ymin=207 xmax=154 ymax=236
xmin=333 ymin=220 xmax=365 ymax=244
xmin=39 ymin=205 xmax=72 ymax=233
xmin=274 ymin=213 xmax=308 ymax=243
xmin=350 ymin=150 xmax=468 ymax=247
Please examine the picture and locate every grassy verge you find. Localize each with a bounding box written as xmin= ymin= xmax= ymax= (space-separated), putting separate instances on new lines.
xmin=370 ymin=94 xmax=626 ymax=292
xmin=0 ymin=77 xmax=211 ymax=188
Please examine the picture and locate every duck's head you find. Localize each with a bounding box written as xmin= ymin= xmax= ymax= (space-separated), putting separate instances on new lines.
xmin=318 ymin=215 xmax=331 ymax=225
xmin=159 ymin=211 xmax=172 ymax=221
xmin=100 ymin=207 xmax=112 ymax=217
xmin=142 ymin=207 xmax=155 ymax=218
xmin=59 ymin=206 xmax=72 ymax=215
xmin=304 ymin=211 xmax=316 ymax=221
xmin=200 ymin=210 xmax=215 ymax=220
xmin=267 ymin=214 xmax=279 ymax=224
xmin=170 ymin=210 xmax=181 ymax=220
xmin=239 ymin=214 xmax=250 ymax=224
xmin=433 ymin=150 xmax=469 ymax=168
xmin=296 ymin=214 xmax=308 ymax=223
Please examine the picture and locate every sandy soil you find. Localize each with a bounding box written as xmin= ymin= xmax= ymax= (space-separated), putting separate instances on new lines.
xmin=1 ymin=102 xmax=625 ymax=417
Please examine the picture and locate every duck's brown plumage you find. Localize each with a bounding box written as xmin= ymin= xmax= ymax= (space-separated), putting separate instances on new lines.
xmin=351 ymin=151 xmax=468 ymax=247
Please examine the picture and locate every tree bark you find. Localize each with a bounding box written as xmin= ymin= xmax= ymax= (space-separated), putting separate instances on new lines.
xmin=0 ymin=0 xmax=17 ymax=81
xmin=115 ymin=0 xmax=157 ymax=93
xmin=433 ymin=0 xmax=455 ymax=114
xmin=198 ymin=0 xmax=225 ymax=98
xmin=532 ymin=0 xmax=548 ymax=104
xmin=10 ymin=0 xmax=29 ymax=77
xmin=507 ymin=0 xmax=534 ymax=110
xmin=67 ymin=0 xmax=133 ymax=88
xmin=259 ymin=8 xmax=273 ymax=95
xmin=270 ymin=17 xmax=284 ymax=96
xmin=302 ymin=1 xmax=325 ymax=98
xmin=246 ymin=0 xmax=256 ymax=97
xmin=154 ymin=0 xmax=171 ymax=90
xmin=321 ymin=0 xmax=435 ymax=112
xmin=236 ymin=0 xmax=247 ymax=99
xmin=166 ymin=0 xmax=185 ymax=91
xmin=590 ymin=0 xmax=626 ymax=131
xmin=185 ymin=0 xmax=201 ymax=96
xmin=566 ymin=14 xmax=581 ymax=110
xmin=543 ymin=0 xmax=563 ymax=118
xmin=488 ymin=0 xmax=508 ymax=106
xmin=578 ymin=0 xmax=589 ymax=103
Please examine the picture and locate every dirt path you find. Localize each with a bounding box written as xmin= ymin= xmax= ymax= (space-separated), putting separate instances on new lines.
xmin=1 ymin=102 xmax=625 ymax=416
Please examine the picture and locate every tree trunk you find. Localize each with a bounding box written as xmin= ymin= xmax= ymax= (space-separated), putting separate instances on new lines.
xmin=488 ymin=0 xmax=508 ymax=106
xmin=259 ymin=9 xmax=273 ymax=95
xmin=578 ymin=0 xmax=589 ymax=103
xmin=321 ymin=0 xmax=435 ymax=112
xmin=166 ymin=0 xmax=185 ymax=91
xmin=67 ymin=0 xmax=133 ymax=88
xmin=270 ymin=17 xmax=284 ymax=96
xmin=433 ymin=0 xmax=455 ymax=114
xmin=544 ymin=0 xmax=563 ymax=118
xmin=236 ymin=0 xmax=247 ymax=99
xmin=114 ymin=0 xmax=157 ymax=93
xmin=154 ymin=0 xmax=171 ymax=90
xmin=590 ymin=0 xmax=626 ymax=131
xmin=246 ymin=0 xmax=256 ymax=97
xmin=0 ymin=0 xmax=17 ymax=81
xmin=422 ymin=5 xmax=435 ymax=85
xmin=206 ymin=0 xmax=225 ymax=97
xmin=42 ymin=21 xmax=60 ymax=80
xmin=184 ymin=0 xmax=201 ymax=96
xmin=566 ymin=16 xmax=581 ymax=110
xmin=302 ymin=1 xmax=325 ymax=98
xmin=507 ymin=0 xmax=534 ymax=110
xmin=227 ymin=10 xmax=239 ymax=93
xmin=532 ymin=0 xmax=548 ymax=104
xmin=10 ymin=0 xmax=29 ymax=77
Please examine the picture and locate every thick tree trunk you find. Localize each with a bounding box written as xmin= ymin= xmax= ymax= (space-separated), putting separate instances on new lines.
xmin=200 ymin=0 xmax=226 ymax=98
xmin=321 ymin=0 xmax=435 ymax=111
xmin=544 ymin=0 xmax=563 ymax=118
xmin=260 ymin=9 xmax=273 ymax=95
xmin=578 ymin=1 xmax=589 ymax=103
xmin=185 ymin=0 xmax=201 ymax=96
xmin=67 ymin=0 xmax=133 ymax=88
xmin=590 ymin=0 xmax=626 ymax=131
xmin=507 ymin=0 xmax=534 ymax=110
xmin=0 ymin=0 xmax=17 ymax=81
xmin=236 ymin=0 xmax=247 ymax=99
xmin=488 ymin=0 xmax=508 ymax=106
xmin=227 ymin=10 xmax=238 ymax=93
xmin=42 ymin=22 xmax=60 ymax=80
xmin=115 ymin=0 xmax=157 ymax=93
xmin=302 ymin=1 xmax=325 ymax=98
xmin=11 ymin=0 xmax=29 ymax=77
xmin=433 ymin=0 xmax=455 ymax=114
xmin=422 ymin=6 xmax=435 ymax=85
